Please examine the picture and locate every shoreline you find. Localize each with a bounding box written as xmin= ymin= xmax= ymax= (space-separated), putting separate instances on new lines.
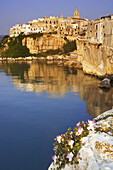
xmin=0 ymin=54 xmax=113 ymax=79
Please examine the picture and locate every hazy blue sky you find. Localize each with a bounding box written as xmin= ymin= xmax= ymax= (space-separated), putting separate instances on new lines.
xmin=0 ymin=0 xmax=113 ymax=35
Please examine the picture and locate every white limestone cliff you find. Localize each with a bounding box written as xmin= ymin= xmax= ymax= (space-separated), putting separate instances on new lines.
xmin=49 ymin=108 xmax=113 ymax=170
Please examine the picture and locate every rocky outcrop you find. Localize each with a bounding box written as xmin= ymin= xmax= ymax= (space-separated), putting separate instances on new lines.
xmin=49 ymin=109 xmax=113 ymax=170
xmin=22 ymin=34 xmax=66 ymax=54
xmin=76 ymin=109 xmax=113 ymax=170
xmin=77 ymin=39 xmax=113 ymax=76
xmin=99 ymin=78 xmax=111 ymax=89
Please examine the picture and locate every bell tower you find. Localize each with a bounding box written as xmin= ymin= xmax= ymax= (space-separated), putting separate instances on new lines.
xmin=74 ymin=8 xmax=79 ymax=18
xmin=60 ymin=14 xmax=63 ymax=19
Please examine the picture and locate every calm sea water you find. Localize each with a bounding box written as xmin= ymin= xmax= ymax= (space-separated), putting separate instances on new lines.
xmin=0 ymin=61 xmax=113 ymax=170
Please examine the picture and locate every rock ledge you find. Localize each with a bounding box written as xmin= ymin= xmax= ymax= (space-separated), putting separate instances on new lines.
xmin=49 ymin=108 xmax=113 ymax=170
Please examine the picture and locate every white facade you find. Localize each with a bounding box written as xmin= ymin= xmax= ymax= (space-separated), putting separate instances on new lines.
xmin=21 ymin=24 xmax=31 ymax=35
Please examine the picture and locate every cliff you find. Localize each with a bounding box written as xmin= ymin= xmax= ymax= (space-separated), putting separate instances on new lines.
xmin=77 ymin=39 xmax=113 ymax=76
xmin=22 ymin=34 xmax=66 ymax=54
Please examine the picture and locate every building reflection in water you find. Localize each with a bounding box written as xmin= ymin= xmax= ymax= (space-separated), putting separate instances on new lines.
xmin=1 ymin=61 xmax=113 ymax=118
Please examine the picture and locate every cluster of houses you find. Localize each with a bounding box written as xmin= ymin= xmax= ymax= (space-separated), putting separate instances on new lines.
xmin=10 ymin=9 xmax=88 ymax=37
xmin=10 ymin=9 xmax=113 ymax=47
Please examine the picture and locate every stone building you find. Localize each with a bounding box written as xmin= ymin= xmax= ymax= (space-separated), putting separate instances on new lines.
xmin=87 ymin=15 xmax=113 ymax=47
xmin=10 ymin=24 xmax=22 ymax=37
xmin=58 ymin=9 xmax=88 ymax=36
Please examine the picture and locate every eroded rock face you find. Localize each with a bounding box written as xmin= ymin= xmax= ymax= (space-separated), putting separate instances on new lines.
xmin=48 ymin=109 xmax=113 ymax=170
xmin=77 ymin=39 xmax=113 ymax=76
xmin=22 ymin=35 xmax=66 ymax=54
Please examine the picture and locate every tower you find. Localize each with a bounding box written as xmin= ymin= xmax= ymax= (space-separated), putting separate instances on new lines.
xmin=60 ymin=14 xmax=63 ymax=19
xmin=74 ymin=8 xmax=79 ymax=18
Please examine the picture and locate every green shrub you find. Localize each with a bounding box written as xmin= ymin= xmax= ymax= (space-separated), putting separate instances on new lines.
xmin=48 ymin=31 xmax=57 ymax=35
xmin=1 ymin=35 xmax=9 ymax=44
xmin=63 ymin=40 xmax=77 ymax=53
xmin=1 ymin=44 xmax=30 ymax=58
xmin=25 ymin=33 xmax=43 ymax=39
xmin=1 ymin=35 xmax=30 ymax=58
xmin=0 ymin=35 xmax=9 ymax=49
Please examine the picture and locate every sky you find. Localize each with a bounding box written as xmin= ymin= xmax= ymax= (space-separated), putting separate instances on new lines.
xmin=0 ymin=0 xmax=113 ymax=35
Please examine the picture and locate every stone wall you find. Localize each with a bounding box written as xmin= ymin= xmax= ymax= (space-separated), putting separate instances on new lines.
xmin=22 ymin=34 xmax=66 ymax=54
xmin=77 ymin=39 xmax=113 ymax=76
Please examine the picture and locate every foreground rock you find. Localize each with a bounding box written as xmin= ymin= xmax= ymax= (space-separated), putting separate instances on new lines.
xmin=48 ymin=109 xmax=113 ymax=170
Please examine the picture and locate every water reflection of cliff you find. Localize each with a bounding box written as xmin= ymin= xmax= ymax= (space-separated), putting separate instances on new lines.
xmin=1 ymin=62 xmax=113 ymax=118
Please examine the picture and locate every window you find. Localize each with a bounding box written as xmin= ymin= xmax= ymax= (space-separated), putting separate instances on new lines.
xmin=54 ymin=21 xmax=55 ymax=24
xmin=104 ymin=33 xmax=106 ymax=37
xmin=46 ymin=21 xmax=48 ymax=24
xmin=50 ymin=21 xmax=52 ymax=24
xmin=96 ymin=32 xmax=97 ymax=37
xmin=96 ymin=25 xmax=98 ymax=30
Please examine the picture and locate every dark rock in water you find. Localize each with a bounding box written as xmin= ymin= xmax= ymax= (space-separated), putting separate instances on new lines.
xmin=99 ymin=74 xmax=113 ymax=87
xmin=99 ymin=74 xmax=113 ymax=81
xmin=99 ymin=78 xmax=111 ymax=89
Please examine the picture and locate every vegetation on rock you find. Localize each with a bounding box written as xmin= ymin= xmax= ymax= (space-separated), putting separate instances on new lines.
xmin=51 ymin=120 xmax=96 ymax=169
xmin=24 ymin=32 xmax=43 ymax=39
xmin=62 ymin=40 xmax=77 ymax=53
xmin=51 ymin=112 xmax=113 ymax=169
xmin=0 ymin=34 xmax=77 ymax=58
xmin=1 ymin=35 xmax=30 ymax=58
xmin=0 ymin=35 xmax=9 ymax=49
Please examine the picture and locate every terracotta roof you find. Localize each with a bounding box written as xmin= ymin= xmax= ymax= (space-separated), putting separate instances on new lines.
xmin=89 ymin=20 xmax=94 ymax=22
xmin=72 ymin=18 xmax=87 ymax=21
xmin=71 ymin=22 xmax=77 ymax=24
